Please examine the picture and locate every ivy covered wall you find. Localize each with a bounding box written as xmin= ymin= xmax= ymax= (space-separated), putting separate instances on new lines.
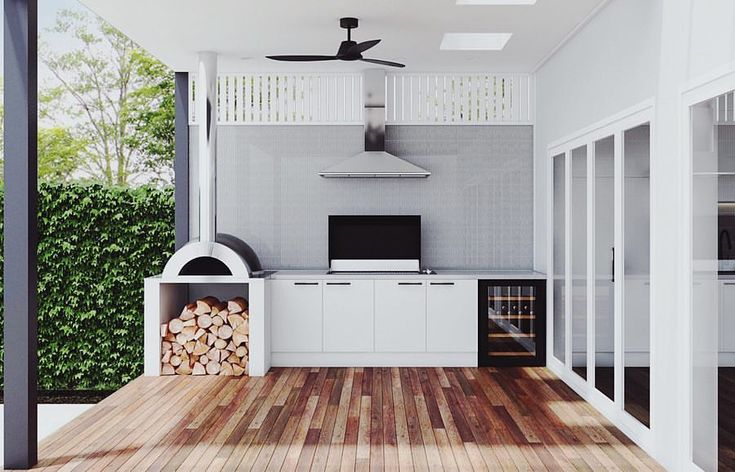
xmin=0 ymin=183 xmax=175 ymax=390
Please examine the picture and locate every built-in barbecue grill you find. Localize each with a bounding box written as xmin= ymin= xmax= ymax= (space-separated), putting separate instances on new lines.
xmin=162 ymin=52 xmax=261 ymax=281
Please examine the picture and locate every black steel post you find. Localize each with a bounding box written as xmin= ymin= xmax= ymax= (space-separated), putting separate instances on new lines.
xmin=3 ymin=0 xmax=38 ymax=468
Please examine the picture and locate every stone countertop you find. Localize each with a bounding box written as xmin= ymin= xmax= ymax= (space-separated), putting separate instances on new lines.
xmin=266 ymin=269 xmax=546 ymax=280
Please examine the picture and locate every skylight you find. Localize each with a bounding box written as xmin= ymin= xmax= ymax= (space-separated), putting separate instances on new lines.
xmin=456 ymin=0 xmax=536 ymax=4
xmin=440 ymin=33 xmax=513 ymax=51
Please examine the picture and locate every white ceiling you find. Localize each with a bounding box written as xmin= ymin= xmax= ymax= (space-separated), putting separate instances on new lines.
xmin=79 ymin=0 xmax=606 ymax=73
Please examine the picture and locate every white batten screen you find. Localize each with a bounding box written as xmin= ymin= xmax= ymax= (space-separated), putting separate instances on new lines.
xmin=385 ymin=73 xmax=533 ymax=124
xmin=716 ymin=91 xmax=735 ymax=124
xmin=189 ymin=73 xmax=363 ymax=125
xmin=189 ymin=73 xmax=534 ymax=125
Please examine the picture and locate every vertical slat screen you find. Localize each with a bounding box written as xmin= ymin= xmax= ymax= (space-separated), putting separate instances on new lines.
xmin=716 ymin=91 xmax=735 ymax=124
xmin=188 ymin=72 xmax=534 ymax=125
xmin=243 ymin=75 xmax=251 ymax=123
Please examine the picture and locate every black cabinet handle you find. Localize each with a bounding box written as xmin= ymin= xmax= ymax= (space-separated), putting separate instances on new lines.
xmin=326 ymin=282 xmax=352 ymax=286
xmin=430 ymin=282 xmax=455 ymax=286
xmin=398 ymin=282 xmax=423 ymax=286
xmin=611 ymin=247 xmax=615 ymax=283
xmin=294 ymin=282 xmax=319 ymax=286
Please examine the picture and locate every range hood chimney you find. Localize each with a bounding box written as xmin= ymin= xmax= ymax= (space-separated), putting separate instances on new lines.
xmin=319 ymin=69 xmax=430 ymax=178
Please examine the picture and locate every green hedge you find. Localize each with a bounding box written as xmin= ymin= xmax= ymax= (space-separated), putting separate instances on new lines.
xmin=0 ymin=183 xmax=175 ymax=390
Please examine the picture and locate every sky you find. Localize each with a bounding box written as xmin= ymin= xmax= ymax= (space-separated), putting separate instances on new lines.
xmin=0 ymin=0 xmax=107 ymax=79
xmin=40 ymin=0 xmax=84 ymax=29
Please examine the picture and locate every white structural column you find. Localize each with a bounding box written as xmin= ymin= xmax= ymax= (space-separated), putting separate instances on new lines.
xmin=652 ymin=1 xmax=692 ymax=470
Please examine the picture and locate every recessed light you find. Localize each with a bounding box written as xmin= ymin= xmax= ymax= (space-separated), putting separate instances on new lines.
xmin=440 ymin=33 xmax=512 ymax=51
xmin=456 ymin=0 xmax=536 ymax=4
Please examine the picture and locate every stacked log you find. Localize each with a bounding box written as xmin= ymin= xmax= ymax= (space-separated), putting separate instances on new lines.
xmin=160 ymin=296 xmax=249 ymax=376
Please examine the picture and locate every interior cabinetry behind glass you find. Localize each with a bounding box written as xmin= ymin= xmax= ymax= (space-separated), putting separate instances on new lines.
xmin=553 ymin=154 xmax=566 ymax=364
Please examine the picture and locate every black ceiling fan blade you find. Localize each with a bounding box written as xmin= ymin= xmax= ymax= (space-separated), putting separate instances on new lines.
xmin=266 ymin=55 xmax=338 ymax=62
xmin=345 ymin=39 xmax=381 ymax=56
xmin=360 ymin=58 xmax=405 ymax=68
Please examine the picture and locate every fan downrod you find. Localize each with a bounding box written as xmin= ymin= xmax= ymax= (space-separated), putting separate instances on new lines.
xmin=340 ymin=17 xmax=358 ymax=41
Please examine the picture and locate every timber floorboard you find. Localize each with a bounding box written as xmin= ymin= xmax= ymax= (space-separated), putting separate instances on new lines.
xmin=720 ymin=367 xmax=735 ymax=471
xmin=33 ymin=367 xmax=663 ymax=471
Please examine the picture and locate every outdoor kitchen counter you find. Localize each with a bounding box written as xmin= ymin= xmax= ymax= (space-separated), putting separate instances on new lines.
xmin=267 ymin=270 xmax=546 ymax=280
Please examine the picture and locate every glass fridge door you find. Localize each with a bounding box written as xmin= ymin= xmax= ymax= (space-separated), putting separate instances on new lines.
xmin=481 ymin=281 xmax=545 ymax=366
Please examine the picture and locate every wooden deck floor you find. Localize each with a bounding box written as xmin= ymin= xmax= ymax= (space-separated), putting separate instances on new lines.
xmin=34 ymin=367 xmax=661 ymax=471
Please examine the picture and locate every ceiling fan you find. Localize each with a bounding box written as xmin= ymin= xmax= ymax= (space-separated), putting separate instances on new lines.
xmin=266 ymin=17 xmax=405 ymax=68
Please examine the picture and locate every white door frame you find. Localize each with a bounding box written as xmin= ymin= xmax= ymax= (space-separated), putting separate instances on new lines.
xmin=680 ymin=62 xmax=735 ymax=471
xmin=546 ymin=98 xmax=655 ymax=451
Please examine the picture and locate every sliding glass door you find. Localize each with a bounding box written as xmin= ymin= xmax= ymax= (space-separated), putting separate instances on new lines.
xmin=690 ymin=94 xmax=722 ymax=472
xmin=571 ymin=146 xmax=588 ymax=379
xmin=623 ymin=124 xmax=651 ymax=427
xmin=549 ymin=114 xmax=652 ymax=433
xmin=595 ymin=136 xmax=615 ymax=401
xmin=553 ymin=154 xmax=566 ymax=364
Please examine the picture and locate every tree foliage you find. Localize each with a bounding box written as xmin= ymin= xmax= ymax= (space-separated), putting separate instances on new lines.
xmin=0 ymin=81 xmax=88 ymax=183
xmin=125 ymin=50 xmax=175 ymax=182
xmin=40 ymin=9 xmax=174 ymax=186
xmin=38 ymin=128 xmax=88 ymax=182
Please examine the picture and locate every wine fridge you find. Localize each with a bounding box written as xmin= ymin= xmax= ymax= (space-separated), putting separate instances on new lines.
xmin=478 ymin=279 xmax=546 ymax=367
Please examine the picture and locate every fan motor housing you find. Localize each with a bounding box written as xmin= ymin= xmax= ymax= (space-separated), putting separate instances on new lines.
xmin=337 ymin=40 xmax=358 ymax=58
xmin=340 ymin=17 xmax=358 ymax=29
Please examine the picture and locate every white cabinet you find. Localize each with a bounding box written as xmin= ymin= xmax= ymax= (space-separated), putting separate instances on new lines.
xmin=721 ymin=282 xmax=735 ymax=352
xmin=270 ymin=280 xmax=323 ymax=352
xmin=323 ymin=281 xmax=374 ymax=352
xmin=375 ymin=280 xmax=427 ymax=352
xmin=268 ymin=275 xmax=480 ymax=366
xmin=426 ymin=280 xmax=477 ymax=352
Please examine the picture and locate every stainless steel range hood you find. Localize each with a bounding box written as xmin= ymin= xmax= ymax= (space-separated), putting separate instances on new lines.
xmin=319 ymin=70 xmax=430 ymax=178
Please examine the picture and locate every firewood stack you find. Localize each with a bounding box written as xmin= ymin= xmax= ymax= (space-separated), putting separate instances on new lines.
xmin=159 ymin=296 xmax=249 ymax=376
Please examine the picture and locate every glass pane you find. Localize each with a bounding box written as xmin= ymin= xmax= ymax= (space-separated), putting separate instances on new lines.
xmin=718 ymin=92 xmax=735 ymax=471
xmin=623 ymin=124 xmax=651 ymax=427
xmin=691 ymin=95 xmax=722 ymax=471
xmin=487 ymin=284 xmax=538 ymax=359
xmin=571 ymin=146 xmax=587 ymax=379
xmin=595 ymin=136 xmax=615 ymax=401
xmin=553 ymin=154 xmax=566 ymax=363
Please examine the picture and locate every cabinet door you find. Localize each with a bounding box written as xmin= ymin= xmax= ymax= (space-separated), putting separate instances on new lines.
xmin=722 ymin=282 xmax=735 ymax=352
xmin=323 ymin=280 xmax=374 ymax=352
xmin=375 ymin=280 xmax=426 ymax=352
xmin=270 ymin=280 xmax=323 ymax=352
xmin=427 ymin=280 xmax=477 ymax=352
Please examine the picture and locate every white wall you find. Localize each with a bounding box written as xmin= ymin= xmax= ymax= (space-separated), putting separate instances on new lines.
xmin=686 ymin=1 xmax=735 ymax=82
xmin=535 ymin=0 xmax=735 ymax=470
xmin=533 ymin=0 xmax=663 ymax=272
xmin=655 ymin=2 xmax=735 ymax=470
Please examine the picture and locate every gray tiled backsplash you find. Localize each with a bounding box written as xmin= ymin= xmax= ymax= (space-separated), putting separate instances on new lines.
xmin=190 ymin=125 xmax=534 ymax=270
